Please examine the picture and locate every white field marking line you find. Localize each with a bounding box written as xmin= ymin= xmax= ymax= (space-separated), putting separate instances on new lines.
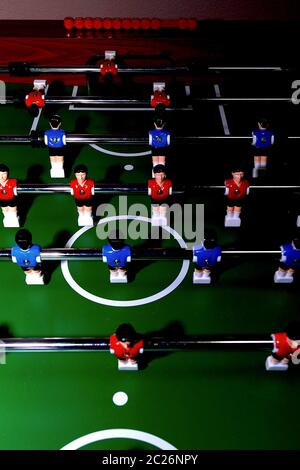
xmin=30 ymin=85 xmax=49 ymax=132
xmin=90 ymin=143 xmax=150 ymax=157
xmin=61 ymin=428 xmax=177 ymax=450
xmin=185 ymin=85 xmax=192 ymax=110
xmin=213 ymin=84 xmax=230 ymax=136
xmin=68 ymin=85 xmax=78 ymax=110
xmin=61 ymin=216 xmax=190 ymax=307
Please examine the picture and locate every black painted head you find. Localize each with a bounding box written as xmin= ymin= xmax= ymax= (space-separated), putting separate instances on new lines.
xmin=15 ymin=229 xmax=32 ymax=250
xmin=0 ymin=164 xmax=9 ymax=173
xmin=74 ymin=164 xmax=88 ymax=175
xmin=50 ymin=114 xmax=62 ymax=128
xmin=108 ymin=229 xmax=125 ymax=250
xmin=115 ymin=323 xmax=137 ymax=343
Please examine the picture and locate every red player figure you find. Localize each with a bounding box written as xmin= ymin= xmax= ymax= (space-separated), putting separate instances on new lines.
xmin=148 ymin=164 xmax=172 ymax=226
xmin=224 ymin=168 xmax=250 ymax=227
xmin=100 ymin=51 xmax=118 ymax=77
xmin=0 ymin=164 xmax=19 ymax=227
xmin=266 ymin=323 xmax=300 ymax=371
xmin=150 ymin=82 xmax=171 ymax=111
xmin=110 ymin=324 xmax=144 ymax=371
xmin=70 ymin=164 xmax=94 ymax=226
xmin=25 ymin=80 xmax=46 ymax=117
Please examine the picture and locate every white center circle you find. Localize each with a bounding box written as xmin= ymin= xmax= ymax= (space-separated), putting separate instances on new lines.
xmin=61 ymin=216 xmax=190 ymax=307
xmin=61 ymin=428 xmax=177 ymax=450
xmin=113 ymin=392 xmax=128 ymax=406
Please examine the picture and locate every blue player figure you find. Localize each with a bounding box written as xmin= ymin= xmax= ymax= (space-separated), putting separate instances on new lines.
xmin=251 ymin=118 xmax=274 ymax=178
xmin=11 ymin=229 xmax=44 ymax=285
xmin=102 ymin=231 xmax=131 ymax=283
xmin=149 ymin=115 xmax=170 ymax=171
xmin=44 ymin=114 xmax=66 ymax=178
xmin=192 ymin=237 xmax=222 ymax=284
xmin=274 ymin=237 xmax=300 ymax=284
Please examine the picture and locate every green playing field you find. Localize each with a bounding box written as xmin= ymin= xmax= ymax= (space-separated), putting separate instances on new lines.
xmin=0 ymin=81 xmax=300 ymax=451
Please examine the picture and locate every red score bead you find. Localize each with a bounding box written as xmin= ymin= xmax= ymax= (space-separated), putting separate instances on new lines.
xmin=187 ymin=18 xmax=197 ymax=30
xmin=178 ymin=18 xmax=188 ymax=30
xmin=102 ymin=18 xmax=112 ymax=30
xmin=64 ymin=17 xmax=74 ymax=30
xmin=150 ymin=18 xmax=161 ymax=30
xmin=122 ymin=18 xmax=132 ymax=30
xmin=84 ymin=17 xmax=94 ymax=30
xmin=74 ymin=17 xmax=84 ymax=30
xmin=112 ymin=18 xmax=122 ymax=30
xmin=140 ymin=18 xmax=150 ymax=30
xmin=93 ymin=18 xmax=102 ymax=29
xmin=131 ymin=18 xmax=140 ymax=30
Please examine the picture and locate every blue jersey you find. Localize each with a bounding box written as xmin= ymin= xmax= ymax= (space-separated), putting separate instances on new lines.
xmin=193 ymin=244 xmax=221 ymax=268
xmin=44 ymin=129 xmax=66 ymax=148
xmin=102 ymin=244 xmax=131 ymax=268
xmin=11 ymin=244 xmax=41 ymax=268
xmin=281 ymin=243 xmax=300 ymax=267
xmin=149 ymin=129 xmax=170 ymax=148
xmin=252 ymin=129 xmax=274 ymax=148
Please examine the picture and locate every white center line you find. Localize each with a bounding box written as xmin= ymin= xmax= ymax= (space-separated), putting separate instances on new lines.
xmin=69 ymin=85 xmax=78 ymax=110
xmin=213 ymin=84 xmax=230 ymax=135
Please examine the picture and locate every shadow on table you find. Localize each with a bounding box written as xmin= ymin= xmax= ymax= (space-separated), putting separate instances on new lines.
xmin=43 ymin=229 xmax=72 ymax=284
xmin=139 ymin=321 xmax=185 ymax=370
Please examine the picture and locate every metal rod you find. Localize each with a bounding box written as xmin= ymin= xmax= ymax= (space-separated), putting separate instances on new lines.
xmin=46 ymin=97 xmax=150 ymax=105
xmin=14 ymin=184 xmax=300 ymax=194
xmin=197 ymin=97 xmax=291 ymax=102
xmin=16 ymin=184 xmax=149 ymax=194
xmin=0 ymin=248 xmax=282 ymax=261
xmin=3 ymin=134 xmax=300 ymax=144
xmin=2 ymin=96 xmax=295 ymax=106
xmin=34 ymin=66 xmax=191 ymax=74
xmin=208 ymin=66 xmax=284 ymax=71
xmin=1 ymin=63 xmax=293 ymax=75
xmin=0 ymin=65 xmax=191 ymax=74
xmin=0 ymin=134 xmax=254 ymax=144
xmin=1 ymin=96 xmax=151 ymax=106
xmin=0 ymin=335 xmax=275 ymax=352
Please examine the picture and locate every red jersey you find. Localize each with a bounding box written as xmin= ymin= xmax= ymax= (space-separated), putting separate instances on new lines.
xmin=100 ymin=60 xmax=118 ymax=77
xmin=151 ymin=90 xmax=171 ymax=109
xmin=225 ymin=178 xmax=249 ymax=200
xmin=0 ymin=178 xmax=17 ymax=200
xmin=272 ymin=332 xmax=299 ymax=359
xmin=25 ymin=91 xmax=45 ymax=108
xmin=148 ymin=178 xmax=172 ymax=201
xmin=70 ymin=179 xmax=94 ymax=200
xmin=110 ymin=334 xmax=144 ymax=359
